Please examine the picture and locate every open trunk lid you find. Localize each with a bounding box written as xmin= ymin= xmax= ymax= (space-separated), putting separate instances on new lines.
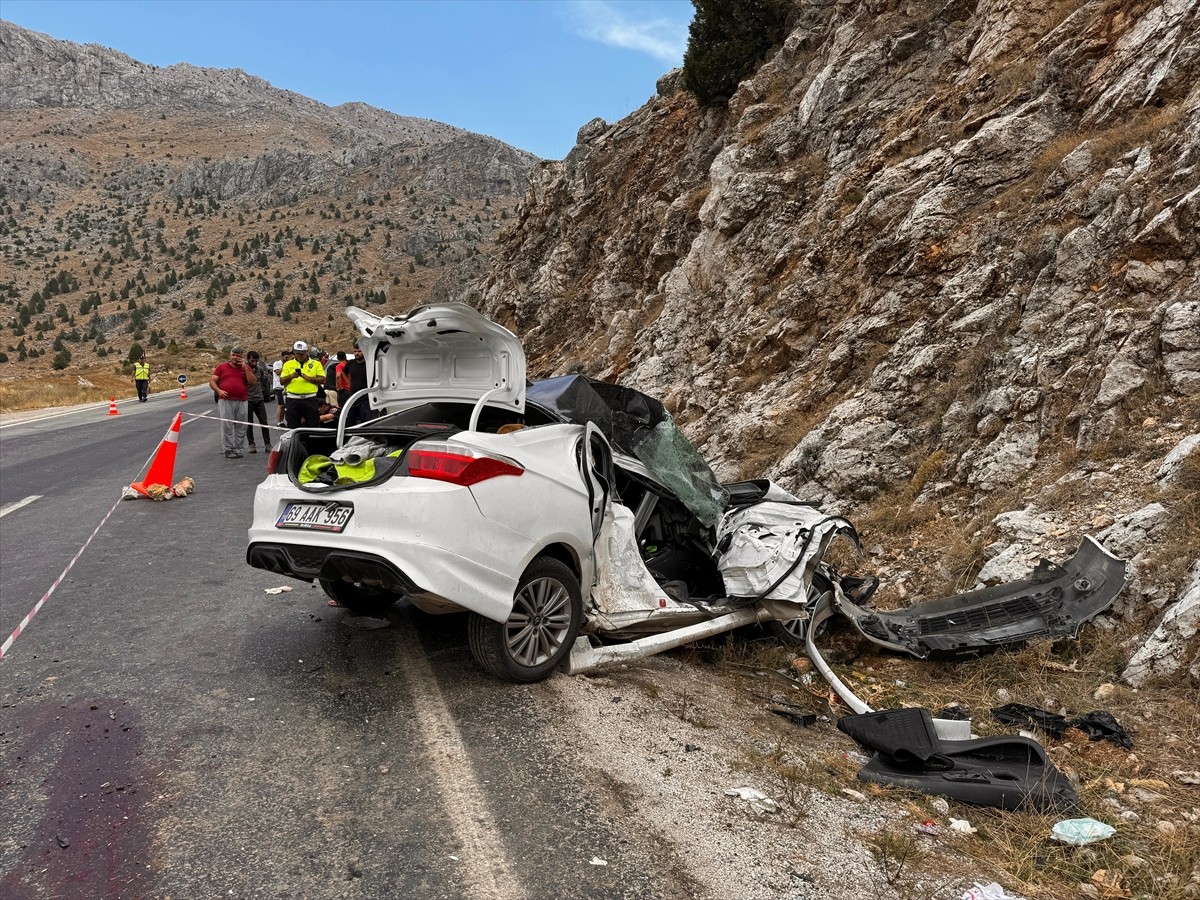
xmin=346 ymin=303 xmax=526 ymax=415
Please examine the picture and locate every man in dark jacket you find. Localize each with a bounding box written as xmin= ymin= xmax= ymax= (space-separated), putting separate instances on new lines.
xmin=244 ymin=350 xmax=273 ymax=454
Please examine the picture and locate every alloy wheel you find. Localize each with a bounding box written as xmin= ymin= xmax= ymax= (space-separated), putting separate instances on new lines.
xmin=505 ymin=576 xmax=574 ymax=666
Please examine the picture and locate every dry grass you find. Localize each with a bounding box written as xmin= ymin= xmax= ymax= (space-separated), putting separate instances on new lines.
xmin=719 ymin=633 xmax=1200 ymax=896
xmin=1144 ymin=445 xmax=1200 ymax=595
xmin=0 ymin=369 xmax=139 ymax=412
xmin=966 ymin=803 xmax=1200 ymax=900
xmin=0 ymin=350 xmax=219 ymax=413
xmin=683 ymin=183 xmax=710 ymax=223
xmin=824 ymin=633 xmax=1200 ymax=898
xmin=865 ymin=822 xmax=930 ymax=891
xmin=861 ymin=447 xmax=947 ymax=534
xmin=731 ymin=739 xmax=821 ymax=828
xmin=700 ymin=535 xmax=1200 ymax=898
xmin=992 ymin=105 xmax=1186 ymax=216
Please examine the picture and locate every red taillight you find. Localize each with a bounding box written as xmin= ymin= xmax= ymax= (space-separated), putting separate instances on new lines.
xmin=266 ymin=447 xmax=281 ymax=474
xmin=407 ymin=446 xmax=524 ymax=486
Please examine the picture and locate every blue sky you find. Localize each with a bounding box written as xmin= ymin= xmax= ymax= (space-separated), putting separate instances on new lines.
xmin=1 ymin=0 xmax=695 ymax=160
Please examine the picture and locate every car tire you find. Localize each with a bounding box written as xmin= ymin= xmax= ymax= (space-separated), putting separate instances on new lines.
xmin=319 ymin=577 xmax=400 ymax=616
xmin=765 ymin=572 xmax=833 ymax=647
xmin=468 ymin=557 xmax=582 ymax=683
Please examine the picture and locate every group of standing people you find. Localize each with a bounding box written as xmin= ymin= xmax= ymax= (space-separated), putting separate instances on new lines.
xmin=209 ymin=340 xmax=372 ymax=459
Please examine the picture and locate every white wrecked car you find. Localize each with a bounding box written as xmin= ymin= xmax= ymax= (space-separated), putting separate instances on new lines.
xmin=247 ymin=304 xmax=1125 ymax=682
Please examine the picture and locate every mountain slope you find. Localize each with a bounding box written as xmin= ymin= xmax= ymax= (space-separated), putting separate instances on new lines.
xmin=0 ymin=20 xmax=538 ymax=380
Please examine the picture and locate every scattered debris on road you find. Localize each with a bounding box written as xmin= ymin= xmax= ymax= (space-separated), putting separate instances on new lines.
xmin=724 ymin=786 xmax=779 ymax=815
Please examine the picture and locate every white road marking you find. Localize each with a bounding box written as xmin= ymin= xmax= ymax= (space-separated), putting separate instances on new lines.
xmin=0 ymin=406 xmax=100 ymax=429
xmin=392 ymin=629 xmax=526 ymax=900
xmin=0 ymin=495 xmax=43 ymax=518
xmin=0 ymin=391 xmax=186 ymax=429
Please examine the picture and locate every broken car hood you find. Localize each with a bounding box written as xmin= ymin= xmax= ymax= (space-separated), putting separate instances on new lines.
xmin=346 ymin=303 xmax=526 ymax=414
xmin=835 ymin=537 xmax=1127 ymax=658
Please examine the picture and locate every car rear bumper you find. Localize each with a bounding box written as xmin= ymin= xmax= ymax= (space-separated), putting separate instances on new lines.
xmin=246 ymin=532 xmax=521 ymax=622
xmin=247 ymin=477 xmax=526 ymax=621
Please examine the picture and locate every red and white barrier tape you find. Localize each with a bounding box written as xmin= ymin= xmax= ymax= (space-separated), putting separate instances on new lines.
xmin=3 ymin=409 xmax=332 ymax=657
xmin=186 ymin=411 xmax=293 ymax=434
xmin=1 ymin=426 xmax=164 ymax=659
xmin=0 ymin=495 xmax=123 ymax=658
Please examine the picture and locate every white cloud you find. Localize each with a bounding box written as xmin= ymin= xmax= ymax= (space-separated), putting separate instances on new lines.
xmin=563 ymin=1 xmax=689 ymax=64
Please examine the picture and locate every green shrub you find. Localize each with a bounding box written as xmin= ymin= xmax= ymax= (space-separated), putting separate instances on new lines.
xmin=682 ymin=0 xmax=793 ymax=106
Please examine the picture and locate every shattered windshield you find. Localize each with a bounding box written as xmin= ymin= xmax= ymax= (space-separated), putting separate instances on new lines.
xmin=527 ymin=375 xmax=728 ymax=528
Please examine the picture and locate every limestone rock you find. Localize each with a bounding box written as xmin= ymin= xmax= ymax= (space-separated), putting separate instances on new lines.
xmin=1123 ymin=562 xmax=1200 ymax=687
xmin=1156 ymin=434 xmax=1200 ymax=485
xmin=1099 ymin=504 xmax=1171 ymax=559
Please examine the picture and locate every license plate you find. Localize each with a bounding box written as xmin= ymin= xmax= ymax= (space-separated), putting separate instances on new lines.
xmin=276 ymin=501 xmax=354 ymax=533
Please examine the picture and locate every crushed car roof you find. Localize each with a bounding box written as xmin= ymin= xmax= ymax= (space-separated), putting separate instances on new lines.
xmin=527 ymin=374 xmax=729 ymax=528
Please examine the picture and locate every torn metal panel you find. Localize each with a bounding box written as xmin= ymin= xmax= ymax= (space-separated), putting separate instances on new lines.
xmin=715 ymin=499 xmax=859 ymax=601
xmin=833 ymin=537 xmax=1127 ymax=658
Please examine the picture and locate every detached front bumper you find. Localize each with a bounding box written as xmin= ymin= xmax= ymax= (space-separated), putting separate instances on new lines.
xmin=834 ymin=537 xmax=1127 ymax=658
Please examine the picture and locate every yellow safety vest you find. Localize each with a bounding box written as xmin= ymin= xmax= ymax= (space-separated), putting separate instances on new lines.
xmin=281 ymin=358 xmax=325 ymax=396
xmin=134 ymin=362 xmax=150 ymax=380
xmin=298 ymin=450 xmax=403 ymax=485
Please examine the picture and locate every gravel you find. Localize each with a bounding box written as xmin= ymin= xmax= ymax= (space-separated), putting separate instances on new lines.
xmin=543 ymin=655 xmax=973 ymax=899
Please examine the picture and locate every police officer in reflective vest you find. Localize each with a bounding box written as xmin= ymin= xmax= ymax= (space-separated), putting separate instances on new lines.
xmin=280 ymin=340 xmax=326 ymax=429
xmin=133 ymin=355 xmax=150 ymax=402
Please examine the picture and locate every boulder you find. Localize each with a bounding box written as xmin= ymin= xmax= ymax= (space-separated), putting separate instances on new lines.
xmin=1123 ymin=562 xmax=1200 ymax=687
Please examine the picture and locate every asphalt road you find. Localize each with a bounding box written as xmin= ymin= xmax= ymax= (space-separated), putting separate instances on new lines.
xmin=0 ymin=394 xmax=694 ymax=899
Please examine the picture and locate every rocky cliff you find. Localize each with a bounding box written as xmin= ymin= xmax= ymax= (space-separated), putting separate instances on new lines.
xmin=465 ymin=0 xmax=1200 ymax=683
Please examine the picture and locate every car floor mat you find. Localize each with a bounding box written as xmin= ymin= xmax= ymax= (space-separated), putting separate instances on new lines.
xmin=836 ymin=707 xmax=947 ymax=767
xmin=839 ymin=708 xmax=1079 ymax=812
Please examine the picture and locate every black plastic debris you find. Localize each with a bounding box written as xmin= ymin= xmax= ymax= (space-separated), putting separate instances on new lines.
xmin=991 ymin=703 xmax=1070 ymax=737
xmin=839 ymin=708 xmax=945 ymax=767
xmin=1069 ymin=711 xmax=1133 ymax=749
xmin=770 ymin=706 xmax=818 ymax=727
xmin=833 ymin=538 xmax=1126 ymax=658
xmin=837 ymin=707 xmax=1078 ymax=812
xmin=991 ymin=704 xmax=1133 ymax=749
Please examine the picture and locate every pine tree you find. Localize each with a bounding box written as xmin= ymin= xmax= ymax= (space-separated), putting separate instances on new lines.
xmin=682 ymin=0 xmax=792 ymax=105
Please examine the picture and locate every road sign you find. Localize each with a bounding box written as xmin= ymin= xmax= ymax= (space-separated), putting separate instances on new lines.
xmin=178 ymin=374 xmax=188 ymax=384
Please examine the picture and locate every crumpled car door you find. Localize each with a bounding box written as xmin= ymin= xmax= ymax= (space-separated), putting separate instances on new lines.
xmin=580 ymin=422 xmax=613 ymax=546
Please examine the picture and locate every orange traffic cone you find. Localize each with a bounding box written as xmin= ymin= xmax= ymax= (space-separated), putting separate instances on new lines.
xmin=180 ymin=386 xmax=188 ymax=400
xmin=107 ymin=396 xmax=120 ymax=416
xmin=130 ymin=413 xmax=182 ymax=497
